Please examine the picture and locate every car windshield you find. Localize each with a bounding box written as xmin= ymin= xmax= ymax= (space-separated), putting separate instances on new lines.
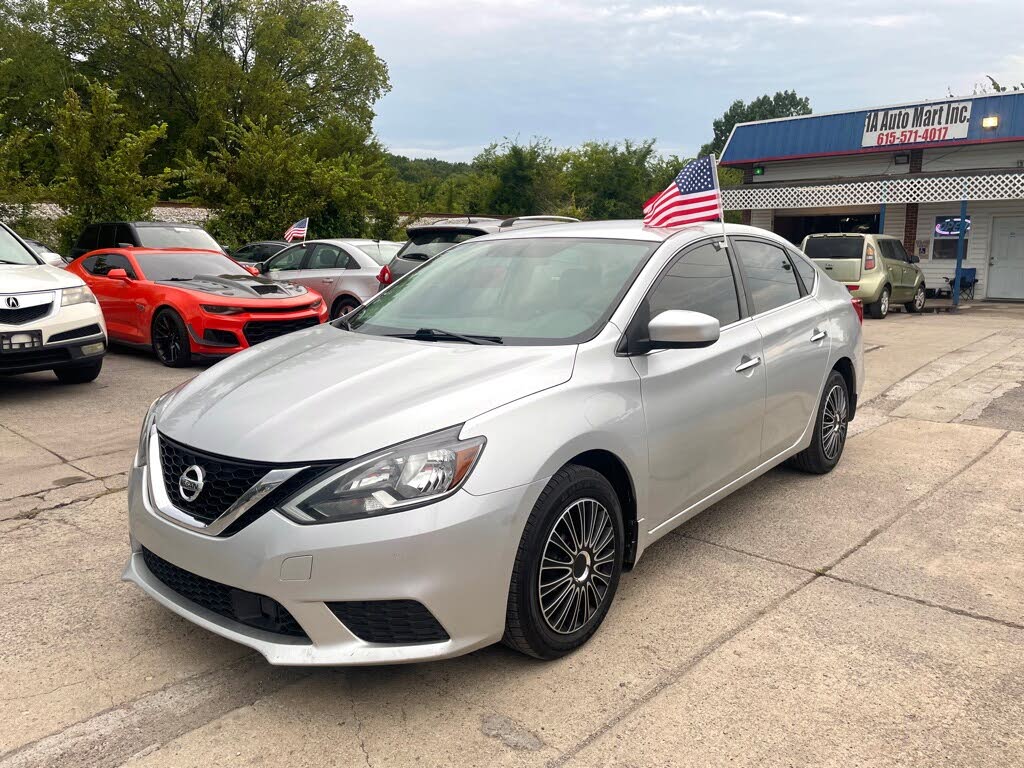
xmin=0 ymin=227 xmax=40 ymax=265
xmin=136 ymin=226 xmax=222 ymax=251
xmin=396 ymin=229 xmax=485 ymax=261
xmin=804 ymin=237 xmax=864 ymax=260
xmin=355 ymin=242 xmax=401 ymax=265
xmin=348 ymin=237 xmax=657 ymax=345
xmin=135 ymin=252 xmax=251 ymax=281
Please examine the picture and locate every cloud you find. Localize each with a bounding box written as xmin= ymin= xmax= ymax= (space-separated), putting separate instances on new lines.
xmin=347 ymin=0 xmax=1021 ymax=160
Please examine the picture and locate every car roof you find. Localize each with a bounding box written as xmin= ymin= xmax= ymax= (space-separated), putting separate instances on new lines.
xmin=472 ymin=219 xmax=788 ymax=245
xmin=81 ymin=247 xmax=226 ymax=258
xmin=86 ymin=221 xmax=205 ymax=228
xmin=406 ymin=216 xmax=578 ymax=236
xmin=298 ymin=238 xmax=385 ymax=247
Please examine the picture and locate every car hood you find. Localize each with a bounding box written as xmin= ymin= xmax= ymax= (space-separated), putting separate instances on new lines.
xmin=0 ymin=264 xmax=83 ymax=291
xmin=158 ymin=274 xmax=308 ymax=300
xmin=158 ymin=324 xmax=577 ymax=462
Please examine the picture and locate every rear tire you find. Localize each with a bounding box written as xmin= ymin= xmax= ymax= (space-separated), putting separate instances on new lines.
xmin=905 ymin=284 xmax=926 ymax=313
xmin=503 ymin=465 xmax=624 ymax=660
xmin=331 ymin=297 xmax=360 ymax=320
xmin=789 ymin=370 xmax=850 ymax=475
xmin=866 ymin=286 xmax=890 ymax=319
xmin=151 ymin=308 xmax=192 ymax=368
xmin=54 ymin=359 xmax=103 ymax=384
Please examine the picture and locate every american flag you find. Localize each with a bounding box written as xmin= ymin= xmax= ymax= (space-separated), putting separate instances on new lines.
xmin=284 ymin=218 xmax=309 ymax=242
xmin=643 ymin=155 xmax=723 ymax=228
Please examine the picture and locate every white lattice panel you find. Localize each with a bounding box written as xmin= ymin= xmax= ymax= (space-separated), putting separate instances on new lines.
xmin=722 ymin=173 xmax=1024 ymax=210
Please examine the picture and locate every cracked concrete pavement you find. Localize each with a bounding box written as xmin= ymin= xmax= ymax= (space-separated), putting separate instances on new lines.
xmin=1 ymin=307 xmax=1023 ymax=767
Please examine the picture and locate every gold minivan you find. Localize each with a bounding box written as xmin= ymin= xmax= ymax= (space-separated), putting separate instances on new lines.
xmin=802 ymin=233 xmax=926 ymax=319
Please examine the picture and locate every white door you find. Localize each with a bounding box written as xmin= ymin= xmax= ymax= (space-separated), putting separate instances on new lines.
xmin=988 ymin=217 xmax=1024 ymax=300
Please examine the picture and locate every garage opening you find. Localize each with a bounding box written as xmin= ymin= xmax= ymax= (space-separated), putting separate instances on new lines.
xmin=774 ymin=214 xmax=880 ymax=245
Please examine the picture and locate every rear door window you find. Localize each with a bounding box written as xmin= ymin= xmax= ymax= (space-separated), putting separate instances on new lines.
xmin=887 ymin=240 xmax=911 ymax=262
xmin=97 ymin=224 xmax=118 ymax=249
xmin=75 ymin=225 xmax=100 ymax=253
xmin=734 ymin=239 xmax=802 ymax=314
xmin=306 ymin=244 xmax=348 ymax=269
xmin=115 ymin=223 xmax=135 ymax=247
xmin=789 ymin=250 xmax=817 ymax=292
xmin=803 ymin=237 xmax=864 ymax=260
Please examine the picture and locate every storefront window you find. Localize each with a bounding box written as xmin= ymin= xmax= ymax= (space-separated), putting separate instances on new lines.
xmin=932 ymin=215 xmax=971 ymax=259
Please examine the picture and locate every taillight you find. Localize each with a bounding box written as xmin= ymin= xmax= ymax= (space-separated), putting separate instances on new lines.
xmin=377 ymin=265 xmax=392 ymax=285
xmin=846 ymin=285 xmax=859 ymax=291
xmin=852 ymin=298 xmax=864 ymax=324
xmin=864 ymin=245 xmax=876 ymax=271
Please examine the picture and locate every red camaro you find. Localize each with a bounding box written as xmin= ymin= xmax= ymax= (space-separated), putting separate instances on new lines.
xmin=66 ymin=248 xmax=328 ymax=367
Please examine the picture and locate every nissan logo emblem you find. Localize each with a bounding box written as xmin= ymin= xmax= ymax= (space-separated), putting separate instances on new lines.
xmin=5 ymin=297 xmax=19 ymax=309
xmin=178 ymin=465 xmax=206 ymax=502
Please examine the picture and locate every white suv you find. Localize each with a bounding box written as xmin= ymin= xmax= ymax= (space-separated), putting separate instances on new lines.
xmin=1 ymin=223 xmax=107 ymax=383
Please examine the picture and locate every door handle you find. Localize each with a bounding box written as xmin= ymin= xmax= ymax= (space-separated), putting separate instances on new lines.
xmin=810 ymin=330 xmax=828 ymax=342
xmin=322 ymin=278 xmax=332 ymax=283
xmin=735 ymin=356 xmax=761 ymax=373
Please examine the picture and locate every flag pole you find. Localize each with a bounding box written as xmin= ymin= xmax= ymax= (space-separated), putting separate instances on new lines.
xmin=711 ymin=153 xmax=728 ymax=250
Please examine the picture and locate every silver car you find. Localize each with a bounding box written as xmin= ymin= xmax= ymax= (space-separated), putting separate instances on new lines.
xmin=125 ymin=221 xmax=863 ymax=665
xmin=259 ymin=239 xmax=402 ymax=318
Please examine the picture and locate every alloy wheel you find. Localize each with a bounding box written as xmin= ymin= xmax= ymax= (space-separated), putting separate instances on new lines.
xmin=538 ymin=498 xmax=616 ymax=635
xmin=821 ymin=384 xmax=849 ymax=461
xmin=153 ymin=313 xmax=185 ymax=365
xmin=880 ymin=290 xmax=889 ymax=316
xmin=915 ymin=287 xmax=925 ymax=310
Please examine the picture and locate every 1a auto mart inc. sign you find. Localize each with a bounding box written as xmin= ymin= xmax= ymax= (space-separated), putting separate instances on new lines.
xmin=862 ymin=101 xmax=972 ymax=147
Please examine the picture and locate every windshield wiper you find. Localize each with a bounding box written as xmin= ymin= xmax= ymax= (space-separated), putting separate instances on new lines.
xmin=0 ymin=259 xmax=28 ymax=265
xmin=392 ymin=327 xmax=503 ymax=345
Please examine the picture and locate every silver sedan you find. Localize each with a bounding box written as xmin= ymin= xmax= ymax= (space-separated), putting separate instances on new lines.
xmin=125 ymin=221 xmax=863 ymax=665
xmin=258 ymin=238 xmax=401 ymax=318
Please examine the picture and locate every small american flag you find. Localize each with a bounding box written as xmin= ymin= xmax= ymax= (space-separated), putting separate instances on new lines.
xmin=643 ymin=155 xmax=722 ymax=228
xmin=284 ymin=218 xmax=309 ymax=242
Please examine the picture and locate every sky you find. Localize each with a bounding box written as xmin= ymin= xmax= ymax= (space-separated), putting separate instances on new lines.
xmin=345 ymin=0 xmax=1024 ymax=162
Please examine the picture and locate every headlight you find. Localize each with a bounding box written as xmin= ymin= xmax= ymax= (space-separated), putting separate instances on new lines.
xmin=62 ymin=285 xmax=97 ymax=306
xmin=279 ymin=427 xmax=485 ymax=524
xmin=201 ymin=304 xmax=244 ymax=315
xmin=135 ymin=384 xmax=187 ymax=467
xmin=310 ymin=298 xmax=323 ymax=309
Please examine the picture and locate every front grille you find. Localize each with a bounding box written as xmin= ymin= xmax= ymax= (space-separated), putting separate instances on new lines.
xmin=142 ymin=548 xmax=309 ymax=639
xmin=0 ymin=347 xmax=71 ymax=370
xmin=48 ymin=323 xmax=103 ymax=342
xmin=0 ymin=302 xmax=51 ymax=325
xmin=158 ymin=435 xmax=275 ymax=525
xmin=328 ymin=600 xmax=450 ymax=644
xmin=242 ymin=317 xmax=319 ymax=346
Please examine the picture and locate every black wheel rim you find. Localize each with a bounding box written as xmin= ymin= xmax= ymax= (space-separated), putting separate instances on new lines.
xmin=153 ymin=314 xmax=185 ymax=364
xmin=538 ymin=498 xmax=616 ymax=635
xmin=822 ymin=383 xmax=849 ymax=461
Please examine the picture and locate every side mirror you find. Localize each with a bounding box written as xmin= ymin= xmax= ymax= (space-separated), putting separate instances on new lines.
xmin=107 ymin=268 xmax=130 ymax=280
xmin=910 ymin=254 xmax=920 ymax=264
xmin=245 ymin=265 xmax=260 ymax=276
xmin=648 ymin=310 xmax=720 ymax=350
xmin=254 ymin=261 xmax=268 ymax=274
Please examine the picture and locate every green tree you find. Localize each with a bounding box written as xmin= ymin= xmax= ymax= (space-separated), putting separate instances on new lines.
xmin=50 ymin=81 xmax=169 ymax=250
xmin=179 ymin=115 xmax=402 ymax=246
xmin=700 ymin=90 xmax=811 ymax=158
xmin=472 ymin=139 xmax=567 ymax=216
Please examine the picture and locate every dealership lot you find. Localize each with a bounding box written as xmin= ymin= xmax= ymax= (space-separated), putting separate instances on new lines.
xmin=2 ymin=307 xmax=1023 ymax=768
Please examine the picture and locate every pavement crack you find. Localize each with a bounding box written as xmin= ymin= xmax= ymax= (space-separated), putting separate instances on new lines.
xmin=547 ymin=571 xmax=819 ymax=768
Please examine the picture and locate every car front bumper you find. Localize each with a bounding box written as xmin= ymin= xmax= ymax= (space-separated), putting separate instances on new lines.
xmin=124 ymin=460 xmax=545 ymax=665
xmin=0 ymin=299 xmax=107 ymax=375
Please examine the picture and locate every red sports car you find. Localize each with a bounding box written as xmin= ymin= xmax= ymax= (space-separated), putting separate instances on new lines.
xmin=66 ymin=248 xmax=328 ymax=367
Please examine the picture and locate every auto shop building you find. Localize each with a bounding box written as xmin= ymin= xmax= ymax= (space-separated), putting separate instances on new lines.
xmin=719 ymin=91 xmax=1024 ymax=300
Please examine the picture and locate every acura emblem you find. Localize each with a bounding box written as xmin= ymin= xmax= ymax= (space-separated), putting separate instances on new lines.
xmin=178 ymin=465 xmax=206 ymax=502
xmin=5 ymin=296 xmax=19 ymax=309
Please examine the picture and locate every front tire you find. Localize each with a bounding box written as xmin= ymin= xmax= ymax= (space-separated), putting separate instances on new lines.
xmin=789 ymin=370 xmax=850 ymax=474
xmin=503 ymin=465 xmax=624 ymax=659
xmin=54 ymin=359 xmax=102 ymax=384
xmin=905 ymin=284 xmax=926 ymax=313
xmin=867 ymin=286 xmax=890 ymax=319
xmin=151 ymin=309 xmax=192 ymax=368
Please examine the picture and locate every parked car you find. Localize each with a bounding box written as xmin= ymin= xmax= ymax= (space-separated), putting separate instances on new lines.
xmin=0 ymin=222 xmax=107 ymax=383
xmin=23 ymin=237 xmax=67 ymax=268
xmin=378 ymin=216 xmax=578 ymax=289
xmin=802 ymin=233 xmax=926 ymax=318
xmin=258 ymin=238 xmax=403 ymax=318
xmin=70 ymin=222 xmax=225 ymax=260
xmin=66 ymin=248 xmax=327 ymax=367
xmin=232 ymin=240 xmax=288 ymax=264
xmin=124 ymin=221 xmax=863 ymax=665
